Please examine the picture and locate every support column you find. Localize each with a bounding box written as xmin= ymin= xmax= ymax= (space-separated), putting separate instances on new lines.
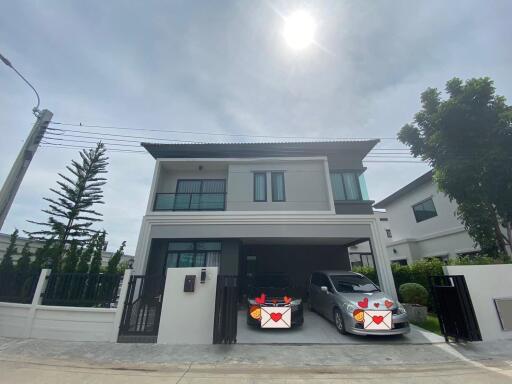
xmin=133 ymin=219 xmax=152 ymax=274
xmin=23 ymin=268 xmax=50 ymax=338
xmin=110 ymin=268 xmax=132 ymax=342
xmin=369 ymin=220 xmax=397 ymax=300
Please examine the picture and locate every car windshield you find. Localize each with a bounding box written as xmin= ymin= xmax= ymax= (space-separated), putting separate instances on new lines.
xmin=329 ymin=275 xmax=379 ymax=293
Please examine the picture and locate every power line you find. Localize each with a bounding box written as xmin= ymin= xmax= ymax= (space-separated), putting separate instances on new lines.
xmin=50 ymin=121 xmax=398 ymax=141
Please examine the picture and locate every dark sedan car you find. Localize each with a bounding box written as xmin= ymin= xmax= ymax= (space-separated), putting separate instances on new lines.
xmin=246 ymin=274 xmax=304 ymax=328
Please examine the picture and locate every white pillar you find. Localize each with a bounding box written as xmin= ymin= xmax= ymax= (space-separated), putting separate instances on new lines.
xmin=110 ymin=268 xmax=132 ymax=342
xmin=369 ymin=220 xmax=397 ymax=300
xmin=23 ymin=268 xmax=51 ymax=338
xmin=133 ymin=219 xmax=152 ymax=274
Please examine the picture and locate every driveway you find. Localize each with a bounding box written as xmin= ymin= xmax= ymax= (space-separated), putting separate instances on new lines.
xmin=237 ymin=309 xmax=444 ymax=344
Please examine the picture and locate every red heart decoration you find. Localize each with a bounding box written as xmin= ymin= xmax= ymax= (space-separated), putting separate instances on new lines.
xmin=373 ymin=315 xmax=384 ymax=325
xmin=384 ymin=300 xmax=394 ymax=309
xmin=255 ymin=294 xmax=266 ymax=305
xmin=283 ymin=296 xmax=292 ymax=304
xmin=270 ymin=312 xmax=282 ymax=322
xmin=374 ymin=302 xmax=380 ymax=308
xmin=358 ymin=297 xmax=368 ymax=308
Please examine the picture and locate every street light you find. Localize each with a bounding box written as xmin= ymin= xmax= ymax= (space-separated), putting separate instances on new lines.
xmin=0 ymin=53 xmax=41 ymax=116
xmin=0 ymin=52 xmax=53 ymax=229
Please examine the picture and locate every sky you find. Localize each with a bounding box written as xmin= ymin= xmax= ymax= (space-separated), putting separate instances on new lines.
xmin=1 ymin=1 xmax=511 ymax=255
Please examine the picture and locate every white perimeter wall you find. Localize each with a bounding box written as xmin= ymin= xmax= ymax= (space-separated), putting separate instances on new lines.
xmin=0 ymin=269 xmax=130 ymax=342
xmin=158 ymin=267 xmax=218 ymax=344
xmin=443 ymin=264 xmax=512 ymax=341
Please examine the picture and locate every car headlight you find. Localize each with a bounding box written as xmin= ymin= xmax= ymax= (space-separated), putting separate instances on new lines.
xmin=397 ymin=303 xmax=407 ymax=315
xmin=248 ymin=299 xmax=257 ymax=305
xmin=346 ymin=303 xmax=356 ymax=313
xmin=291 ymin=299 xmax=302 ymax=306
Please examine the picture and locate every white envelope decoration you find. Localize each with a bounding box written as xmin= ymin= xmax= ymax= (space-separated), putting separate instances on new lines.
xmin=363 ymin=310 xmax=392 ymax=330
xmin=260 ymin=306 xmax=291 ymax=328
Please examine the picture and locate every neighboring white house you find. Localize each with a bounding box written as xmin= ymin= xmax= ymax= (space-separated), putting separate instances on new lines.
xmin=373 ymin=170 xmax=479 ymax=265
xmin=0 ymin=232 xmax=135 ymax=268
xmin=348 ymin=211 xmax=392 ymax=269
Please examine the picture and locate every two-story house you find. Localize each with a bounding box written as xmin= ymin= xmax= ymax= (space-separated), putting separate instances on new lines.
xmin=133 ymin=140 xmax=395 ymax=304
xmin=374 ymin=170 xmax=480 ymax=264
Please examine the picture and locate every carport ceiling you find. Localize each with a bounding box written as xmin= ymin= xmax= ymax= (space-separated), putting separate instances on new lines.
xmin=241 ymin=237 xmax=367 ymax=246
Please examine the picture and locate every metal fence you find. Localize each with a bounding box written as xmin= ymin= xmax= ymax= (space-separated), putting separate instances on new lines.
xmin=42 ymin=272 xmax=123 ymax=308
xmin=0 ymin=271 xmax=40 ymax=304
xmin=213 ymin=275 xmax=239 ymax=344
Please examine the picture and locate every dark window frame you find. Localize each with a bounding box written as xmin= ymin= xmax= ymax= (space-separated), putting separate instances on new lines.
xmin=164 ymin=240 xmax=222 ymax=274
xmin=271 ymin=171 xmax=286 ymax=202
xmin=329 ymin=170 xmax=363 ymax=201
xmin=253 ymin=172 xmax=267 ymax=202
xmin=412 ymin=197 xmax=438 ymax=223
xmin=175 ymin=179 xmax=226 ymax=194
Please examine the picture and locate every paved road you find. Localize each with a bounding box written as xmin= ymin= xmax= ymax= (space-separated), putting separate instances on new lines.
xmin=1 ymin=337 xmax=511 ymax=383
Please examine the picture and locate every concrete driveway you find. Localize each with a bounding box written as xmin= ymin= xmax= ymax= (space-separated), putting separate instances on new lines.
xmin=237 ymin=309 xmax=444 ymax=344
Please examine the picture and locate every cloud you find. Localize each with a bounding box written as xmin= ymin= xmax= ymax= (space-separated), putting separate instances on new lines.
xmin=1 ymin=0 xmax=511 ymax=254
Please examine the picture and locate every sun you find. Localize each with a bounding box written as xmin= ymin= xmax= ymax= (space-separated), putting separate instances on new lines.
xmin=282 ymin=10 xmax=316 ymax=51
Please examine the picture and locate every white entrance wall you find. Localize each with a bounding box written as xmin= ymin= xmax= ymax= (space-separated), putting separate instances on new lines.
xmin=443 ymin=264 xmax=512 ymax=341
xmin=158 ymin=267 xmax=218 ymax=344
xmin=0 ymin=269 xmax=131 ymax=342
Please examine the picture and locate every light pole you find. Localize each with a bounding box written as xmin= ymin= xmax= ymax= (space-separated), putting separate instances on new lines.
xmin=0 ymin=52 xmax=53 ymax=230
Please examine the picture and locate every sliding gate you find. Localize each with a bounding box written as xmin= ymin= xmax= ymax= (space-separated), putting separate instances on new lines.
xmin=430 ymin=275 xmax=481 ymax=342
xmin=118 ymin=274 xmax=165 ymax=343
xmin=213 ymin=275 xmax=238 ymax=344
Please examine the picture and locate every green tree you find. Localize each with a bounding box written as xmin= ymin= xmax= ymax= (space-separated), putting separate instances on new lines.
xmin=61 ymin=240 xmax=81 ymax=273
xmin=16 ymin=242 xmax=32 ymax=274
xmin=27 ymin=142 xmax=109 ymax=253
xmin=30 ymin=238 xmax=54 ymax=272
xmin=89 ymin=231 xmax=106 ymax=274
xmin=398 ymin=77 xmax=512 ymax=255
xmin=75 ymin=234 xmax=98 ymax=273
xmin=107 ymin=241 xmax=126 ymax=274
xmin=0 ymin=229 xmax=18 ymax=272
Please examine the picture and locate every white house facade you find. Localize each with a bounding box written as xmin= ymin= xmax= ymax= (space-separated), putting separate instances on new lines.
xmin=374 ymin=171 xmax=479 ymax=264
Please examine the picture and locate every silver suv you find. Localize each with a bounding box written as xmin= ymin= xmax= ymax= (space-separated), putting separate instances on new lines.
xmin=308 ymin=271 xmax=410 ymax=336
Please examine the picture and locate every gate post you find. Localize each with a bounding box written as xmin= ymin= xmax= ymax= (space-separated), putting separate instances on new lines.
xmin=111 ymin=268 xmax=132 ymax=342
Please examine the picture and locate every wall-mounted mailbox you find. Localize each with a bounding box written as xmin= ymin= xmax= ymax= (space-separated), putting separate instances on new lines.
xmin=184 ymin=275 xmax=196 ymax=292
xmin=200 ymin=268 xmax=207 ymax=284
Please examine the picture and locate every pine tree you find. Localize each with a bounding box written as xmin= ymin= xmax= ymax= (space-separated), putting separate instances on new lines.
xmin=27 ymin=142 xmax=109 ymax=251
xmin=107 ymin=241 xmax=126 ymax=274
xmin=76 ymin=234 xmax=98 ymax=273
xmin=61 ymin=240 xmax=81 ymax=273
xmin=30 ymin=238 xmax=55 ymax=272
xmin=89 ymin=231 xmax=106 ymax=274
xmin=0 ymin=229 xmax=18 ymax=273
xmin=16 ymin=242 xmax=32 ymax=274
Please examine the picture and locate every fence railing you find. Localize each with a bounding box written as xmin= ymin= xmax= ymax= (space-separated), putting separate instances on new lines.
xmin=42 ymin=272 xmax=123 ymax=308
xmin=154 ymin=192 xmax=226 ymax=211
xmin=0 ymin=272 xmax=40 ymax=304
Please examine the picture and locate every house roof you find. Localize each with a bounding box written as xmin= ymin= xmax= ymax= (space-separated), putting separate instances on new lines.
xmin=141 ymin=140 xmax=380 ymax=160
xmin=373 ymin=170 xmax=434 ymax=208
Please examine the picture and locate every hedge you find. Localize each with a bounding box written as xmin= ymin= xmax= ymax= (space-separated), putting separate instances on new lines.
xmin=353 ymin=256 xmax=510 ymax=310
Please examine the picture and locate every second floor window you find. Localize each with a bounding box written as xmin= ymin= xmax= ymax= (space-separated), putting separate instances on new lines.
xmin=330 ymin=171 xmax=361 ymax=201
xmin=412 ymin=198 xmax=437 ymax=222
xmin=271 ymin=172 xmax=286 ymax=202
xmin=254 ymin=172 xmax=267 ymax=201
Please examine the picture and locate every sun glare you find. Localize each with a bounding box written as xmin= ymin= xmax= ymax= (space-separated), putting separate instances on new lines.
xmin=282 ymin=10 xmax=316 ymax=51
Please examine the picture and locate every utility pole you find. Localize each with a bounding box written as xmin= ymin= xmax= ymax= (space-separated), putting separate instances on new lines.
xmin=0 ymin=52 xmax=52 ymax=230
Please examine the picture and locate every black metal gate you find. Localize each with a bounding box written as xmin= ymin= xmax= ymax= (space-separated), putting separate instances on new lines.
xmin=430 ymin=275 xmax=482 ymax=342
xmin=213 ymin=275 xmax=238 ymax=344
xmin=118 ymin=274 xmax=165 ymax=343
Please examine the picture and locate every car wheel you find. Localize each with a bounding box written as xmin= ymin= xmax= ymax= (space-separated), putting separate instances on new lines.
xmin=334 ymin=308 xmax=347 ymax=335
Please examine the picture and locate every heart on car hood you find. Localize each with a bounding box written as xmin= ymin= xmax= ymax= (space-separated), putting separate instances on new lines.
xmin=339 ymin=291 xmax=396 ymax=310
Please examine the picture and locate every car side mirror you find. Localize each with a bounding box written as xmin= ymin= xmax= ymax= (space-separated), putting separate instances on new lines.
xmin=320 ymin=286 xmax=329 ymax=293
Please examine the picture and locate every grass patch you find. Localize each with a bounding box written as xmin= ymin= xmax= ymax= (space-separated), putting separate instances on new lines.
xmin=411 ymin=313 xmax=442 ymax=335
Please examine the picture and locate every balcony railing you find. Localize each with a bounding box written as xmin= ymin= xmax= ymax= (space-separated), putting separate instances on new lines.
xmin=154 ymin=193 xmax=226 ymax=211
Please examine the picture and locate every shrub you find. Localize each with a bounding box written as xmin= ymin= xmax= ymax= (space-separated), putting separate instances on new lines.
xmin=399 ymin=283 xmax=429 ymax=306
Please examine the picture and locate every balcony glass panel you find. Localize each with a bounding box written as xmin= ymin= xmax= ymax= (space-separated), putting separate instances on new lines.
xmin=154 ymin=193 xmax=226 ymax=211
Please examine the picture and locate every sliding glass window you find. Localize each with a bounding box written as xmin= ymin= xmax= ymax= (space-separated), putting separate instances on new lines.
xmin=254 ymin=172 xmax=267 ymax=201
xmin=271 ymin=172 xmax=285 ymax=202
xmin=165 ymin=241 xmax=221 ymax=271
